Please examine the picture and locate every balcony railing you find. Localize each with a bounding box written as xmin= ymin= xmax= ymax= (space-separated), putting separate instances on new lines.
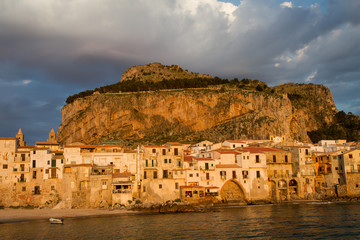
xmin=17 ymin=178 xmax=26 ymax=183
xmin=112 ymin=189 xmax=132 ymax=194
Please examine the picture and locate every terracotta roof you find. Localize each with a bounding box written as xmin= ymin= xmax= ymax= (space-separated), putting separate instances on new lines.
xmin=0 ymin=137 xmax=17 ymax=140
xmin=113 ymin=172 xmax=132 ymax=178
xmin=64 ymin=145 xmax=97 ymax=148
xmin=236 ymin=147 xmax=287 ymax=153
xmin=51 ymin=150 xmax=64 ymax=154
xmin=184 ymin=156 xmax=195 ymax=162
xmin=166 ymin=142 xmax=183 ymax=146
xmin=142 ymin=145 xmax=164 ymax=148
xmin=52 ymin=155 xmax=64 ymax=159
xmin=17 ymin=146 xmax=35 ymax=150
xmin=194 ymin=157 xmax=214 ymax=161
xmin=225 ymin=140 xmax=247 ymax=143
xmin=216 ymin=164 xmax=241 ymax=168
xmin=180 ymin=185 xmax=205 ymax=188
xmin=205 ymin=186 xmax=219 ymax=189
xmin=123 ymin=148 xmax=137 ymax=153
xmin=215 ymin=150 xmax=239 ymax=154
xmin=36 ymin=141 xmax=59 ymax=145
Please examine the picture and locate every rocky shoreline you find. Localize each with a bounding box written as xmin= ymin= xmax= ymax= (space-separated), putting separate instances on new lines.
xmin=1 ymin=197 xmax=360 ymax=224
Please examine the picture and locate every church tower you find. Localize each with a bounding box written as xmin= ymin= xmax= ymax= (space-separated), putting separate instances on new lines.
xmin=16 ymin=128 xmax=26 ymax=147
xmin=47 ymin=128 xmax=57 ymax=143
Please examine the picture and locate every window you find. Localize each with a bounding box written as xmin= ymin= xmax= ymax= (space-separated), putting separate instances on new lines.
xmin=152 ymin=160 xmax=154 ymax=167
xmin=189 ymin=174 xmax=193 ymax=177
xmin=232 ymin=171 xmax=237 ymax=179
xmin=3 ymin=164 xmax=8 ymax=169
xmin=51 ymin=185 xmax=55 ymax=191
xmin=175 ymin=183 xmax=179 ymax=189
xmin=153 ymin=171 xmax=157 ymax=179
xmin=162 ymin=149 xmax=166 ymax=155
xmin=145 ymin=160 xmax=148 ymax=167
xmin=256 ymin=155 xmax=260 ymax=163
xmin=61 ymin=159 xmax=63 ymax=164
xmin=169 ymin=159 xmax=172 ymax=163
xmin=33 ymin=171 xmax=37 ymax=179
xmin=143 ymin=186 xmax=146 ymax=192
xmin=21 ymin=154 xmax=25 ymax=161
xmin=220 ymin=171 xmax=226 ymax=179
xmin=22 ymin=186 xmax=26 ymax=191
xmin=47 ymin=160 xmax=50 ymax=165
xmin=285 ymin=155 xmax=288 ymax=163
xmin=233 ymin=144 xmax=236 ymax=148
xmin=242 ymin=171 xmax=248 ymax=179
xmin=273 ymin=155 xmax=276 ymax=163
xmin=164 ymin=159 xmax=167 ymax=164
xmin=144 ymin=171 xmax=147 ymax=179
xmin=46 ymin=169 xmax=49 ymax=174
xmin=174 ymin=148 xmax=178 ymax=156
xmin=102 ymin=181 xmax=107 ymax=190
xmin=159 ymin=184 xmax=162 ymax=189
xmin=51 ymin=159 xmax=56 ymax=167
xmin=32 ymin=160 xmax=36 ymax=168
xmin=152 ymin=149 xmax=156 ymax=153
xmin=163 ymin=170 xmax=168 ymax=179
xmin=349 ymin=154 xmax=353 ymax=159
xmin=256 ymin=171 xmax=261 ymax=178
xmin=34 ymin=186 xmax=40 ymax=195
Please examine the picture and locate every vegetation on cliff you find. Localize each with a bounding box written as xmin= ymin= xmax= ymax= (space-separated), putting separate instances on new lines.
xmin=65 ymin=77 xmax=268 ymax=104
xmin=308 ymin=111 xmax=360 ymax=143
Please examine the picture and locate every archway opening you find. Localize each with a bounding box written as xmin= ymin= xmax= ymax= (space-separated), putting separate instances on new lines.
xmin=220 ymin=180 xmax=246 ymax=203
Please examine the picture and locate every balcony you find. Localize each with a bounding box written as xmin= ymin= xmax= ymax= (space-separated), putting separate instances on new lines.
xmin=112 ymin=189 xmax=132 ymax=194
xmin=17 ymin=178 xmax=26 ymax=183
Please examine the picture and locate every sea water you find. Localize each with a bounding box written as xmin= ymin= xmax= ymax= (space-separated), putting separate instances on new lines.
xmin=1 ymin=202 xmax=360 ymax=239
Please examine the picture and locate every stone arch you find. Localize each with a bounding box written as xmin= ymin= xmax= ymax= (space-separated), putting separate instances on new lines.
xmin=278 ymin=179 xmax=288 ymax=201
xmin=220 ymin=179 xmax=246 ymax=203
xmin=289 ymin=179 xmax=298 ymax=195
xmin=269 ymin=180 xmax=277 ymax=201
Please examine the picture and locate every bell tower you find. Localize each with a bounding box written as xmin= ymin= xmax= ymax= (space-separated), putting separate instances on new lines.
xmin=16 ymin=128 xmax=26 ymax=146
xmin=47 ymin=128 xmax=57 ymax=143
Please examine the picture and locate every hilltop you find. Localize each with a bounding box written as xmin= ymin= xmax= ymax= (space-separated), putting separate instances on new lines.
xmin=58 ymin=63 xmax=359 ymax=146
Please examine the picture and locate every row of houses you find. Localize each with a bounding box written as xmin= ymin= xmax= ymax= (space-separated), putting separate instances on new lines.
xmin=0 ymin=129 xmax=359 ymax=208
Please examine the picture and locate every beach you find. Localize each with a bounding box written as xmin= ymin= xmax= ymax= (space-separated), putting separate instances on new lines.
xmin=0 ymin=208 xmax=133 ymax=224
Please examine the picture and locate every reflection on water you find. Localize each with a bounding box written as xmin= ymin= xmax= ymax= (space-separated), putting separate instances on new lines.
xmin=1 ymin=202 xmax=360 ymax=240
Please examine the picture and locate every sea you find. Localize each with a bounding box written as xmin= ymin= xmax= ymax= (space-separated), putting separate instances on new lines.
xmin=1 ymin=202 xmax=360 ymax=240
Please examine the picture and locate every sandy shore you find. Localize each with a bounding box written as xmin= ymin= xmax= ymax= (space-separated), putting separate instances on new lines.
xmin=0 ymin=208 xmax=134 ymax=224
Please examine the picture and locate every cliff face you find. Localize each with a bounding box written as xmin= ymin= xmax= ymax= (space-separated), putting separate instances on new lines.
xmin=57 ymin=84 xmax=337 ymax=146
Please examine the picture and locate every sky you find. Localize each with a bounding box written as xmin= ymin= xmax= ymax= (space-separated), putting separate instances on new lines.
xmin=0 ymin=0 xmax=359 ymax=145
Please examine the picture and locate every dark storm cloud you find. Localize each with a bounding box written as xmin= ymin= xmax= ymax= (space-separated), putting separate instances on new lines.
xmin=0 ymin=0 xmax=359 ymax=143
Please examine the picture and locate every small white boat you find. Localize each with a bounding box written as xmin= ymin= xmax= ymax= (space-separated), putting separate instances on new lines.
xmin=49 ymin=218 xmax=64 ymax=224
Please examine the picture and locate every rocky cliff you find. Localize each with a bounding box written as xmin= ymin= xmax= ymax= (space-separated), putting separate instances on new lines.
xmin=120 ymin=62 xmax=212 ymax=82
xmin=57 ymin=78 xmax=337 ymax=146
